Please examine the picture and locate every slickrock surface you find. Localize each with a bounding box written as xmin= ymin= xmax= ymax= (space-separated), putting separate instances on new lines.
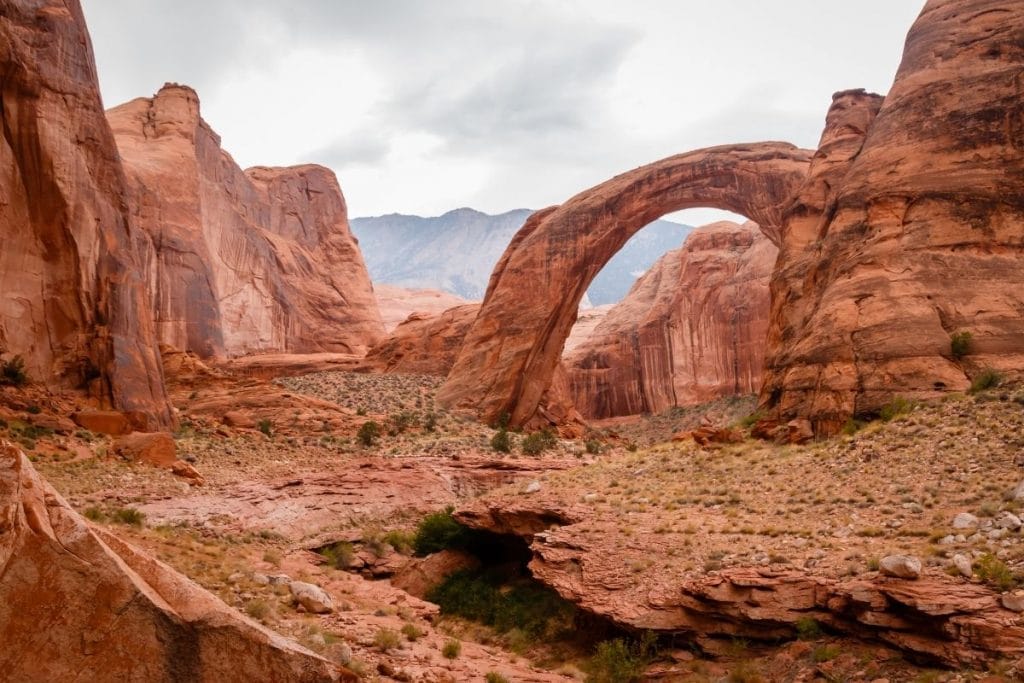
xmin=567 ymin=221 xmax=775 ymax=419
xmin=374 ymin=284 xmax=473 ymax=332
xmin=0 ymin=0 xmax=171 ymax=428
xmin=0 ymin=441 xmax=349 ymax=681
xmin=456 ymin=392 xmax=1024 ymax=667
xmin=437 ymin=144 xmax=812 ymax=429
xmin=108 ymin=84 xmax=384 ymax=358
xmin=762 ymin=1 xmax=1024 ymax=432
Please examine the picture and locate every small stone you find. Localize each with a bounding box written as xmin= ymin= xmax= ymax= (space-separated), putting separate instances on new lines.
xmin=268 ymin=574 xmax=291 ymax=586
xmin=252 ymin=573 xmax=270 ymax=585
xmin=583 ymin=493 xmax=599 ymax=502
xmin=952 ymin=553 xmax=972 ymax=578
xmin=524 ymin=480 xmax=541 ymax=494
xmin=938 ymin=535 xmax=956 ymax=545
xmin=289 ymin=581 xmax=333 ymax=614
xmin=879 ymin=555 xmax=922 ymax=579
xmin=952 ymin=512 xmax=979 ymax=529
xmin=1001 ymin=592 xmax=1024 ymax=612
xmin=996 ymin=512 xmax=1022 ymax=530
xmin=988 ymin=528 xmax=1009 ymax=541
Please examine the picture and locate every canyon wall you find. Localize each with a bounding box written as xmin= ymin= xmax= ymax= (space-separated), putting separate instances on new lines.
xmin=567 ymin=221 xmax=775 ymax=419
xmin=761 ymin=0 xmax=1024 ymax=431
xmin=108 ymin=84 xmax=384 ymax=359
xmin=0 ymin=0 xmax=172 ymax=427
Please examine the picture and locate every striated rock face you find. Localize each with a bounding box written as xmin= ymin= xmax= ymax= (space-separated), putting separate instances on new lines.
xmin=374 ymin=284 xmax=472 ymax=333
xmin=437 ymin=145 xmax=812 ymax=428
xmin=362 ymin=304 xmax=481 ymax=376
xmin=761 ymin=1 xmax=1024 ymax=432
xmin=566 ymin=221 xmax=775 ymax=419
xmin=0 ymin=441 xmax=349 ymax=681
xmin=107 ymin=84 xmax=384 ymax=359
xmin=0 ymin=0 xmax=172 ymax=428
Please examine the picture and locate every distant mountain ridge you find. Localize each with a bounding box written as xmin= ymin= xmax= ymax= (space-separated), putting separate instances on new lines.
xmin=351 ymin=207 xmax=692 ymax=305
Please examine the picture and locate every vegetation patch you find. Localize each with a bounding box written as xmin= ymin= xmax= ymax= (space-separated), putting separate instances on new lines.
xmin=584 ymin=632 xmax=657 ymax=683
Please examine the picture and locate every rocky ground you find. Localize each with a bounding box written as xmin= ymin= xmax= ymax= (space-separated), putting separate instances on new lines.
xmin=3 ymin=362 xmax=1024 ymax=681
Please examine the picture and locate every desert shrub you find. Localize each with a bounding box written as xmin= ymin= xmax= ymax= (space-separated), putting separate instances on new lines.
xmin=441 ymin=638 xmax=461 ymax=659
xmin=83 ymin=506 xmax=105 ymax=522
xmin=422 ymin=411 xmax=438 ymax=431
xmin=427 ymin=569 xmax=576 ymax=642
xmin=413 ymin=507 xmax=474 ymax=556
xmin=0 ymin=355 xmax=28 ymax=387
xmin=738 ymin=410 xmax=765 ymax=429
xmin=841 ymin=417 xmax=867 ymax=435
xmin=879 ymin=396 xmax=916 ymax=421
xmin=521 ymin=428 xmax=557 ymax=456
xmin=795 ymin=616 xmax=822 ymax=640
xmin=245 ymin=599 xmax=272 ymax=621
xmin=485 ymin=673 xmax=511 ymax=683
xmin=970 ymin=368 xmax=1003 ymax=394
xmin=383 ymin=530 xmax=415 ymax=555
xmin=491 ymin=429 xmax=512 ymax=453
xmin=374 ymin=628 xmax=401 ymax=652
xmin=976 ymin=553 xmax=1018 ymax=591
xmin=25 ymin=404 xmax=40 ymax=415
xmin=400 ymin=623 xmax=423 ymax=642
xmin=319 ymin=541 xmax=355 ymax=569
xmin=357 ymin=420 xmax=380 ymax=447
xmin=257 ymin=419 xmax=273 ymax=436
xmin=387 ymin=411 xmax=418 ymax=435
xmin=950 ymin=331 xmax=972 ymax=359
xmin=585 ymin=632 xmax=657 ymax=683
xmin=111 ymin=507 xmax=145 ymax=526
xmin=491 ymin=412 xmax=511 ymax=430
xmin=585 ymin=439 xmax=602 ymax=455
xmin=811 ymin=644 xmax=841 ymax=663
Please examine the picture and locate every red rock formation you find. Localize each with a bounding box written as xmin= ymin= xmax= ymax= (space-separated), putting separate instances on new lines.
xmin=566 ymin=221 xmax=775 ymax=419
xmin=0 ymin=0 xmax=172 ymax=428
xmin=762 ymin=0 xmax=1024 ymax=432
xmin=107 ymin=84 xmax=384 ymax=358
xmin=362 ymin=304 xmax=480 ymax=375
xmin=0 ymin=441 xmax=349 ymax=681
xmin=436 ymin=145 xmax=812 ymax=429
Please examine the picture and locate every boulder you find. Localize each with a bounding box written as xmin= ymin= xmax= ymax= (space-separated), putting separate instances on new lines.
xmin=73 ymin=410 xmax=134 ymax=436
xmin=0 ymin=441 xmax=349 ymax=681
xmin=289 ymin=581 xmax=334 ymax=614
xmin=879 ymin=555 xmax=923 ymax=580
xmin=391 ymin=550 xmax=482 ymax=598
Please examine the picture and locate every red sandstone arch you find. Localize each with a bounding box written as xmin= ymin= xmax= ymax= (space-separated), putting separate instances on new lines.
xmin=436 ymin=143 xmax=813 ymax=427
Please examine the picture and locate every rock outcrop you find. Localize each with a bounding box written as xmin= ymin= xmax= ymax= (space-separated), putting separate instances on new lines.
xmin=437 ymin=145 xmax=812 ymax=428
xmin=374 ymin=284 xmax=472 ymax=332
xmin=566 ymin=221 xmax=775 ymax=419
xmin=362 ymin=304 xmax=481 ymax=375
xmin=0 ymin=441 xmax=349 ymax=681
xmin=441 ymin=0 xmax=1024 ymax=434
xmin=0 ymin=0 xmax=172 ymax=428
xmin=107 ymin=84 xmax=384 ymax=359
xmin=761 ymin=1 xmax=1024 ymax=432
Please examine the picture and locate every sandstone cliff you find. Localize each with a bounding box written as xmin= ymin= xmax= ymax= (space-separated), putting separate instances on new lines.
xmin=107 ymin=84 xmax=384 ymax=359
xmin=566 ymin=221 xmax=775 ymax=419
xmin=0 ymin=0 xmax=172 ymax=428
xmin=761 ymin=0 xmax=1024 ymax=431
xmin=362 ymin=304 xmax=481 ymax=375
xmin=0 ymin=441 xmax=350 ymax=681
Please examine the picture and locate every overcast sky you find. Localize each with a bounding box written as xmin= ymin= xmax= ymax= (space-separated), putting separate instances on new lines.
xmin=82 ymin=1 xmax=925 ymax=225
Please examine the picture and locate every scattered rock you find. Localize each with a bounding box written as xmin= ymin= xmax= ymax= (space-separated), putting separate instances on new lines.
xmin=524 ymin=480 xmax=542 ymax=494
xmin=953 ymin=554 xmax=973 ymax=578
xmin=952 ymin=512 xmax=980 ymax=529
xmin=392 ymin=549 xmax=481 ymax=598
xmin=996 ymin=512 xmax=1022 ymax=530
xmin=289 ymin=581 xmax=334 ymax=614
xmin=1002 ymin=593 xmax=1024 ymax=613
xmin=879 ymin=555 xmax=922 ymax=579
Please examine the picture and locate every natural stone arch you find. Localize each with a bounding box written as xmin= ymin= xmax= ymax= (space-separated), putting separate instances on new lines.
xmin=436 ymin=142 xmax=813 ymax=427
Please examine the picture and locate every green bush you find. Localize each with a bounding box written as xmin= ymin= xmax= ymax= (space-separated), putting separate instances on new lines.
xmin=257 ymin=419 xmax=273 ymax=437
xmin=0 ymin=355 xmax=28 ymax=387
xmin=427 ymin=569 xmax=577 ymax=642
xmin=491 ymin=429 xmax=512 ymax=453
xmin=970 ymin=368 xmax=1003 ymax=394
xmin=319 ymin=541 xmax=354 ymax=569
xmin=422 ymin=412 xmax=439 ymax=432
xmin=950 ymin=331 xmax=972 ymax=359
xmin=373 ymin=628 xmax=401 ymax=652
xmin=357 ymin=420 xmax=380 ymax=447
xmin=795 ymin=616 xmax=822 ymax=640
xmin=383 ymin=530 xmax=415 ymax=555
xmin=976 ymin=553 xmax=1018 ymax=591
xmin=811 ymin=644 xmax=841 ymax=663
xmin=413 ymin=507 xmax=473 ymax=556
xmin=387 ymin=411 xmax=418 ymax=435
xmin=400 ymin=623 xmax=423 ymax=642
xmin=585 ymin=632 xmax=657 ymax=683
xmin=485 ymin=673 xmax=511 ymax=683
xmin=585 ymin=439 xmax=602 ymax=455
xmin=521 ymin=428 xmax=557 ymax=456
